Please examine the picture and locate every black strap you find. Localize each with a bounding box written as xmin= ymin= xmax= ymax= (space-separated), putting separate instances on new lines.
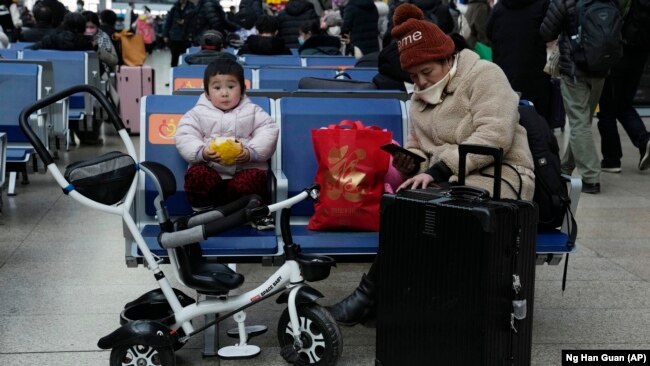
xmin=565 ymin=204 xmax=578 ymax=247
xmin=562 ymin=253 xmax=570 ymax=292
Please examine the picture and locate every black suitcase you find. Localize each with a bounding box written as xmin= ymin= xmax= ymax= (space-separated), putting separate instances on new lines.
xmin=376 ymin=145 xmax=538 ymax=366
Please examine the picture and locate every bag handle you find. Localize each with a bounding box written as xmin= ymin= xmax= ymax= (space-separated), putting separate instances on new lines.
xmin=458 ymin=144 xmax=503 ymax=200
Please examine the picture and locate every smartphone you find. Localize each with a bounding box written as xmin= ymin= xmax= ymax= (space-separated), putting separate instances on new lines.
xmin=380 ymin=143 xmax=426 ymax=163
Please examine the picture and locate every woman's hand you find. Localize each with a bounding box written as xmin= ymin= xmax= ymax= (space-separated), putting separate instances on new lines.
xmin=203 ymin=147 xmax=222 ymax=163
xmin=393 ymin=152 xmax=417 ymax=176
xmin=397 ymin=173 xmax=435 ymax=191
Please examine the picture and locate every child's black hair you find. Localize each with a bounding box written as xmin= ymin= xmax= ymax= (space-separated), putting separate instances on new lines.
xmin=203 ymin=58 xmax=246 ymax=93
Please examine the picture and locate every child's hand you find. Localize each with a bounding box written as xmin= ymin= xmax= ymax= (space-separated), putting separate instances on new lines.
xmin=235 ymin=145 xmax=250 ymax=164
xmin=203 ymin=147 xmax=222 ymax=163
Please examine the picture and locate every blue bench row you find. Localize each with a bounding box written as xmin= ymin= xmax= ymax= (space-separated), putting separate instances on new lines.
xmin=1 ymin=51 xmax=101 ymax=194
xmin=126 ymin=94 xmax=579 ymax=267
xmin=171 ymin=65 xmax=379 ymax=92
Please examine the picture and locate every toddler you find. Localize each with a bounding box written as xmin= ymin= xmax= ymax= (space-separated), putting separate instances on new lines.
xmin=175 ymin=59 xmax=279 ymax=229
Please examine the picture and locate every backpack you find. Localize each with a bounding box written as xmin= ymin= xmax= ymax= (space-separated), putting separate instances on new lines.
xmin=518 ymin=103 xmax=576 ymax=244
xmin=622 ymin=0 xmax=650 ymax=49
xmin=570 ymin=0 xmax=623 ymax=73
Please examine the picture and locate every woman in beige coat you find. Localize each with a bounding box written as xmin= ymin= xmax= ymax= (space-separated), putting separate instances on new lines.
xmin=393 ymin=3 xmax=534 ymax=201
xmin=327 ymin=3 xmax=535 ymax=327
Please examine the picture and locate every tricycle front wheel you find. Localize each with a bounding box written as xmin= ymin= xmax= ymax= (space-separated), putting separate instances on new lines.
xmin=277 ymin=304 xmax=342 ymax=366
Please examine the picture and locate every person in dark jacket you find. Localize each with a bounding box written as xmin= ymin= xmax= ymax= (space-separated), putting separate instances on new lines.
xmin=40 ymin=0 xmax=68 ymax=28
xmin=411 ymin=0 xmax=454 ymax=34
xmin=239 ymin=15 xmax=292 ymax=55
xmin=540 ymin=0 xmax=609 ymax=193
xmin=19 ymin=2 xmax=56 ymax=42
xmin=238 ymin=0 xmax=264 ymax=18
xmin=277 ymin=0 xmax=319 ymax=48
xmin=192 ymin=0 xmax=238 ymax=44
xmin=465 ymin=0 xmax=491 ymax=48
xmin=342 ymin=0 xmax=380 ymax=56
xmin=596 ymin=0 xmax=650 ymax=173
xmin=185 ymin=30 xmax=237 ymax=64
xmin=298 ymin=20 xmax=341 ymax=55
xmin=29 ymin=11 xmax=93 ymax=51
xmin=164 ymin=0 xmax=196 ymax=67
xmin=487 ymin=0 xmax=550 ymax=120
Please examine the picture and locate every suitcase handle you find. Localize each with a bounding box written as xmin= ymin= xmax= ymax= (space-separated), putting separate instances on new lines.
xmin=446 ymin=185 xmax=490 ymax=200
xmin=457 ymin=144 xmax=503 ymax=200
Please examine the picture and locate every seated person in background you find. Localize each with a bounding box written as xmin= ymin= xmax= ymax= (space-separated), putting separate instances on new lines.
xmin=29 ymin=12 xmax=94 ymax=51
xmin=175 ymin=59 xmax=279 ymax=229
xmin=82 ymin=11 xmax=118 ymax=72
xmin=99 ymin=9 xmax=117 ymax=38
xmin=238 ymin=15 xmax=291 ymax=55
xmin=327 ymin=4 xmax=535 ymax=326
xmin=185 ymin=30 xmax=237 ymax=65
xmin=298 ymin=20 xmax=341 ymax=56
xmin=19 ymin=2 xmax=56 ymax=42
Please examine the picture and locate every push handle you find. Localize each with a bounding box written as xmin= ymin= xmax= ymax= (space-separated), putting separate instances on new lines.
xmin=19 ymin=85 xmax=126 ymax=166
xmin=457 ymin=144 xmax=503 ymax=200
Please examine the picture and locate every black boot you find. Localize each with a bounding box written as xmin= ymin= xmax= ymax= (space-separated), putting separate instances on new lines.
xmin=327 ymin=274 xmax=376 ymax=326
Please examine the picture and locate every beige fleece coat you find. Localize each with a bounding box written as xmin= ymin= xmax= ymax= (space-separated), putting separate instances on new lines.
xmin=406 ymin=49 xmax=535 ymax=200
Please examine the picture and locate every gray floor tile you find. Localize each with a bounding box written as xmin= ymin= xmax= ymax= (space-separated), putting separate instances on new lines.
xmin=535 ymin=255 xmax=641 ymax=281
xmin=535 ymin=280 xmax=650 ymax=309
xmin=0 ymin=352 xmax=109 ymax=366
xmin=533 ymin=309 xmax=650 ymax=344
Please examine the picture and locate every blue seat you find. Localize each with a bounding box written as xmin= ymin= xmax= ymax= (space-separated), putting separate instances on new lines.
xmin=21 ymin=50 xmax=99 ymax=123
xmin=0 ymin=49 xmax=18 ymax=59
xmin=258 ymin=67 xmax=336 ymax=90
xmin=303 ymin=56 xmax=356 ymax=67
xmin=131 ymin=95 xmax=278 ymax=261
xmin=0 ymin=63 xmax=42 ymax=195
xmin=242 ymin=55 xmax=302 ymax=67
xmin=185 ymin=46 xmax=201 ymax=54
xmin=0 ymin=132 xmax=6 ymax=208
xmin=341 ymin=68 xmax=379 ymax=82
xmin=277 ymin=97 xmax=406 ymax=254
xmin=8 ymin=42 xmax=34 ymax=50
xmin=0 ymin=64 xmax=41 ymax=143
xmin=171 ymin=65 xmax=254 ymax=91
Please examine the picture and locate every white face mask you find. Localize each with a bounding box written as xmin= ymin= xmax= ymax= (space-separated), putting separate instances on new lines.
xmin=413 ymin=55 xmax=458 ymax=105
xmin=298 ymin=36 xmax=305 ymax=45
xmin=327 ymin=26 xmax=341 ymax=36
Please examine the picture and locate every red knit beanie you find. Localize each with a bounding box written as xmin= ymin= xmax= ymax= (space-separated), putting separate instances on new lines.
xmin=391 ymin=4 xmax=455 ymax=70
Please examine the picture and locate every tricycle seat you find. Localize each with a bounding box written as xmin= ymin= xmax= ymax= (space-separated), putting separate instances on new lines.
xmin=172 ymin=243 xmax=245 ymax=294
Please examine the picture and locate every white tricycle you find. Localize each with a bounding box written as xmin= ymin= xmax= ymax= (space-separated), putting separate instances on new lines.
xmin=19 ymin=85 xmax=342 ymax=366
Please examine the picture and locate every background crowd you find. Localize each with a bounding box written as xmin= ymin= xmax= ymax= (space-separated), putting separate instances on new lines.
xmin=0 ymin=0 xmax=648 ymax=195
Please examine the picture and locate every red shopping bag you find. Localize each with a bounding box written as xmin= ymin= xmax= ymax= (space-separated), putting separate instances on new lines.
xmin=308 ymin=120 xmax=392 ymax=231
